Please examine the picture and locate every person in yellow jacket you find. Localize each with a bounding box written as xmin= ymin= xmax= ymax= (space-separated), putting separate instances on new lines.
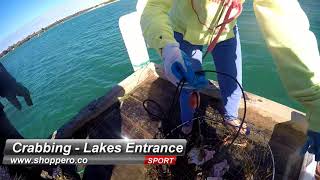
xmin=142 ymin=0 xmax=250 ymax=135
xmin=140 ymin=0 xmax=320 ymax=159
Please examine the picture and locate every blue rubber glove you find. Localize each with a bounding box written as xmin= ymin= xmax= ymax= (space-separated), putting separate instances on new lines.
xmin=301 ymin=130 xmax=320 ymax=161
xmin=162 ymin=44 xmax=207 ymax=89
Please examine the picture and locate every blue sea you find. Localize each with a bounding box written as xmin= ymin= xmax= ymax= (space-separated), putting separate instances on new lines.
xmin=0 ymin=0 xmax=319 ymax=138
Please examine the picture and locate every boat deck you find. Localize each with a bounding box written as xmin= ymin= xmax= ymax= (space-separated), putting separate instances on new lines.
xmin=56 ymin=63 xmax=307 ymax=180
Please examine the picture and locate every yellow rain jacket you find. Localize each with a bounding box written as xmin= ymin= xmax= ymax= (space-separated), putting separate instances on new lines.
xmin=140 ymin=0 xmax=320 ymax=131
xmin=141 ymin=0 xmax=245 ymax=48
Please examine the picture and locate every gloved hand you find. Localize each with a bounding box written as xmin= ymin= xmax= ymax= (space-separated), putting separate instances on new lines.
xmin=0 ymin=64 xmax=33 ymax=110
xmin=162 ymin=44 xmax=207 ymax=89
xmin=5 ymin=82 xmax=33 ymax=110
xmin=301 ymin=130 xmax=320 ymax=161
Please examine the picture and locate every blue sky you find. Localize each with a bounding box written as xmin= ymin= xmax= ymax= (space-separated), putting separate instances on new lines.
xmin=0 ymin=0 xmax=109 ymax=51
xmin=0 ymin=0 xmax=65 ymax=40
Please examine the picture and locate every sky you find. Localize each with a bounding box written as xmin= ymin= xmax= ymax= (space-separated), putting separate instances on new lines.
xmin=0 ymin=0 xmax=110 ymax=51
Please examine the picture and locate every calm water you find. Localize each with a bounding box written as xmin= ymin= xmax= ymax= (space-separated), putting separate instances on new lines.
xmin=1 ymin=0 xmax=319 ymax=138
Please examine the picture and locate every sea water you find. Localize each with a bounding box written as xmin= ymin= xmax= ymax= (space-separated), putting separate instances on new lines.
xmin=0 ymin=0 xmax=319 ymax=138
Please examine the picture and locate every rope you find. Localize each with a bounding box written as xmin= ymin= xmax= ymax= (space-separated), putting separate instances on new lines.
xmin=142 ymin=70 xmax=274 ymax=179
xmin=143 ymin=70 xmax=245 ymax=153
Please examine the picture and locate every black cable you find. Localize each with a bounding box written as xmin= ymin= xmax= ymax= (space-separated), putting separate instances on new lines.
xmin=143 ymin=79 xmax=186 ymax=135
xmin=143 ymin=69 xmax=246 ymax=150
xmin=142 ymin=99 xmax=167 ymax=121
xmin=199 ymin=70 xmax=246 ymax=150
xmin=142 ymin=71 xmax=275 ymax=179
xmin=168 ymin=80 xmax=185 ymax=122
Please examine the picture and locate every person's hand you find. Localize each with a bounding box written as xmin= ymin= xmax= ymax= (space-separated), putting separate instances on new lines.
xmin=162 ymin=44 xmax=207 ymax=89
xmin=162 ymin=43 xmax=192 ymax=85
xmin=0 ymin=63 xmax=33 ymax=110
xmin=193 ymin=70 xmax=208 ymax=89
xmin=5 ymin=82 xmax=33 ymax=110
xmin=301 ymin=130 xmax=320 ymax=161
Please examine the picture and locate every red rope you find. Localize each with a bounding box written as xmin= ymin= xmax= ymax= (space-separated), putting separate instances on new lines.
xmin=190 ymin=0 xmax=221 ymax=31
xmin=207 ymin=0 xmax=243 ymax=53
xmin=190 ymin=0 xmax=243 ymax=58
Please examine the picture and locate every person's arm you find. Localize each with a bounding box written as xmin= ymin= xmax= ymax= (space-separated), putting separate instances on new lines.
xmin=0 ymin=63 xmax=17 ymax=97
xmin=0 ymin=63 xmax=33 ymax=110
xmin=140 ymin=0 xmax=177 ymax=52
xmin=253 ymin=0 xmax=320 ymax=131
xmin=140 ymin=0 xmax=207 ymax=88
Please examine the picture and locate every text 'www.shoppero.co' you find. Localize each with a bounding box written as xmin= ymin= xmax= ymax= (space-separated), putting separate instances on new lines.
xmin=2 ymin=139 xmax=186 ymax=165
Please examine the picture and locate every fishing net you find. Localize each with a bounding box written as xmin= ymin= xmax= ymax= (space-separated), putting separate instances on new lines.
xmin=144 ymin=109 xmax=274 ymax=180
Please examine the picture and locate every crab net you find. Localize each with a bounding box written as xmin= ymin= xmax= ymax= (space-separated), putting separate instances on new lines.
xmin=144 ymin=109 xmax=274 ymax=180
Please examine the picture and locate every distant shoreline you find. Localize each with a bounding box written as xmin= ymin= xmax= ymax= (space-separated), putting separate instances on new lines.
xmin=0 ymin=0 xmax=117 ymax=59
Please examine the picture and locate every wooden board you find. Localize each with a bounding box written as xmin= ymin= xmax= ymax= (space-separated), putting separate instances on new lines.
xmin=55 ymin=63 xmax=308 ymax=179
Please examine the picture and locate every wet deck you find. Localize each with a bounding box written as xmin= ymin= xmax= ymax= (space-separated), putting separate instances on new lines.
xmin=56 ymin=63 xmax=307 ymax=180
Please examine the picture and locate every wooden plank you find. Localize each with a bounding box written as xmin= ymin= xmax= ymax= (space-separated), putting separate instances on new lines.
xmin=151 ymin=63 xmax=307 ymax=179
xmin=152 ymin=63 xmax=307 ymax=134
xmin=58 ymin=62 xmax=307 ymax=138
xmin=54 ymin=62 xmax=308 ymax=179
xmin=111 ymin=165 xmax=146 ymax=180
xmin=120 ymin=96 xmax=160 ymax=139
xmin=56 ymin=63 xmax=157 ymax=138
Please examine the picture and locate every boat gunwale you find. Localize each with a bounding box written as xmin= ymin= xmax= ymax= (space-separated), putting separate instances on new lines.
xmin=56 ymin=62 xmax=307 ymax=138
